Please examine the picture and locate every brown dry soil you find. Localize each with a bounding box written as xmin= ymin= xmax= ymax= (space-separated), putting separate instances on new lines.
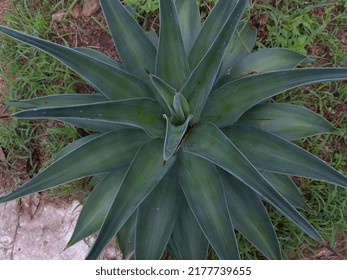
xmin=0 ymin=0 xmax=346 ymax=260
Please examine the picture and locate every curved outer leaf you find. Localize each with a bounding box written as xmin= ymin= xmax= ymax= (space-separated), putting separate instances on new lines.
xmin=219 ymin=170 xmax=282 ymax=260
xmin=13 ymin=98 xmax=165 ymax=138
xmin=54 ymin=134 xmax=100 ymax=161
xmin=118 ymin=212 xmax=137 ymax=260
xmin=181 ymin=0 xmax=248 ymax=123
xmin=58 ymin=118 xmax=126 ymax=133
xmin=183 ymin=122 xmax=323 ymax=243
xmin=73 ymin=47 xmax=123 ymax=69
xmin=163 ymin=115 xmax=193 ymax=161
xmin=224 ymin=126 xmax=347 ymax=189
xmin=135 ymin=167 xmax=180 ymax=259
xmin=261 ymin=171 xmax=307 ymax=209
xmin=218 ymin=23 xmax=257 ymax=80
xmin=176 ymin=0 xmax=201 ymax=55
xmin=236 ymin=103 xmax=337 ymax=140
xmin=179 ymin=153 xmax=240 ymax=260
xmin=225 ymin=48 xmax=313 ymax=79
xmin=202 ymin=68 xmax=347 ymax=126
xmin=0 ymin=26 xmax=152 ymax=100
xmin=188 ymin=0 xmax=238 ymax=69
xmin=156 ymin=0 xmax=190 ymax=88
xmin=100 ymin=0 xmax=156 ymax=79
xmin=0 ymin=129 xmax=149 ymax=203
xmin=168 ymin=193 xmax=209 ymax=260
xmin=146 ymin=28 xmax=159 ymax=49
xmin=86 ymin=139 xmax=175 ymax=260
xmin=7 ymin=94 xmax=107 ymax=110
xmin=68 ymin=168 xmax=127 ymax=246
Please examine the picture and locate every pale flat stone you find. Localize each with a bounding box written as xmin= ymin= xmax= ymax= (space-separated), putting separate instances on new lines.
xmin=0 ymin=199 xmax=90 ymax=260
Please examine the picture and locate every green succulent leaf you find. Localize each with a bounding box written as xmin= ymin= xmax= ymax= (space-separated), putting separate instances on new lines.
xmin=6 ymin=94 xmax=107 ymax=110
xmin=0 ymin=129 xmax=149 ymax=203
xmin=260 ymin=172 xmax=307 ymax=209
xmin=182 ymin=0 xmax=248 ymax=123
xmin=86 ymin=139 xmax=175 ymax=260
xmin=220 ymin=170 xmax=282 ymax=260
xmin=218 ymin=23 xmax=257 ymax=80
xmin=168 ymin=194 xmax=209 ymax=260
xmin=175 ymin=0 xmax=201 ymax=55
xmin=179 ymin=153 xmax=239 ymax=260
xmin=54 ymin=134 xmax=101 ymax=161
xmin=183 ymin=122 xmax=323 ymax=243
xmin=163 ymin=114 xmax=193 ymax=161
xmin=13 ymin=98 xmax=165 ymax=138
xmin=68 ymin=169 xmax=127 ymax=247
xmin=156 ymin=0 xmax=190 ymax=88
xmin=188 ymin=0 xmax=238 ymax=69
xmin=0 ymin=26 xmax=152 ymax=100
xmin=100 ymin=0 xmax=156 ymax=79
xmin=118 ymin=213 xmax=137 ymax=260
xmin=236 ymin=103 xmax=337 ymax=140
xmin=203 ymin=68 xmax=347 ymax=126
xmin=147 ymin=72 xmax=176 ymax=115
xmin=146 ymin=28 xmax=159 ymax=49
xmin=135 ymin=168 xmax=180 ymax=259
xmin=73 ymin=47 xmax=123 ymax=69
xmin=224 ymin=126 xmax=347 ymax=188
xmin=225 ymin=48 xmax=313 ymax=79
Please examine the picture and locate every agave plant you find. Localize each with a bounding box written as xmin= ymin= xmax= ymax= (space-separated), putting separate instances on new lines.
xmin=1 ymin=0 xmax=347 ymax=260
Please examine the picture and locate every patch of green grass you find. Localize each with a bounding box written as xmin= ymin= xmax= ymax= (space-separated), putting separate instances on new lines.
xmin=248 ymin=0 xmax=347 ymax=259
xmin=0 ymin=0 xmax=81 ymax=190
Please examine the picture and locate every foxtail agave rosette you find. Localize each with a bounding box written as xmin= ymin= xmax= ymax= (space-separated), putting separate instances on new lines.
xmin=0 ymin=0 xmax=347 ymax=260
